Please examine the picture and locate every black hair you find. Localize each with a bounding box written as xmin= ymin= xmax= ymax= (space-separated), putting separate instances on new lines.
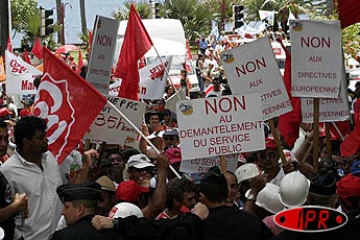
xmin=200 ymin=170 xmax=228 ymax=203
xmin=166 ymin=177 xmax=195 ymax=209
xmin=121 ymin=148 xmax=140 ymax=163
xmin=105 ymin=149 xmax=125 ymax=161
xmin=14 ymin=116 xmax=47 ymax=151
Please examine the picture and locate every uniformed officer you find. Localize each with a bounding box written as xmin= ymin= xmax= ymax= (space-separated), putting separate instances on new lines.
xmin=50 ymin=181 xmax=124 ymax=240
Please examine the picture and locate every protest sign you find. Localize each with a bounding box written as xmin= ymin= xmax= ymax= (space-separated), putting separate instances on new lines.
xmin=180 ymin=153 xmax=239 ymax=174
xmin=290 ymin=20 xmax=342 ymax=98
xmin=301 ymin=66 xmax=350 ymax=122
xmin=86 ymin=16 xmax=119 ymax=95
xmin=139 ymin=56 xmax=172 ymax=100
xmin=176 ymin=93 xmax=265 ymax=159
xmin=108 ymin=80 xmax=122 ymax=96
xmin=5 ymin=50 xmax=42 ymax=95
xmin=85 ymin=97 xmax=146 ymax=144
xmin=220 ymin=36 xmax=292 ymax=120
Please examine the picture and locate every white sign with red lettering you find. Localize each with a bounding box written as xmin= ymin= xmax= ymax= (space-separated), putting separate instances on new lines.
xmin=180 ymin=154 xmax=239 ymax=173
xmin=220 ymin=36 xmax=292 ymax=120
xmin=301 ymin=65 xmax=350 ymax=122
xmin=85 ymin=97 xmax=146 ymax=144
xmin=108 ymin=80 xmax=122 ymax=96
xmin=290 ymin=20 xmax=342 ymax=98
xmin=5 ymin=50 xmax=42 ymax=95
xmin=176 ymin=93 xmax=265 ymax=159
xmin=139 ymin=56 xmax=172 ymax=100
xmin=86 ymin=16 xmax=119 ymax=95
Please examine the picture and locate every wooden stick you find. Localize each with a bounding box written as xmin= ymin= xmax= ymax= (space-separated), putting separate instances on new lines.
xmin=313 ymin=98 xmax=320 ymax=173
xmin=268 ymin=119 xmax=287 ymax=166
xmin=325 ymin=122 xmax=332 ymax=159
xmin=301 ymin=141 xmax=313 ymax=163
xmin=219 ymin=155 xmax=226 ymax=174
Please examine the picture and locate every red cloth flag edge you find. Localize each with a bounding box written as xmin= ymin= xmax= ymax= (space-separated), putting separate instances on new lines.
xmin=115 ymin=4 xmax=153 ymax=100
xmin=33 ymin=47 xmax=107 ymax=164
xmin=23 ymin=49 xmax=32 ymax=65
xmin=6 ymin=36 xmax=12 ymax=53
xmin=337 ymin=0 xmax=360 ymax=29
xmin=32 ymin=38 xmax=43 ymax=60
xmin=277 ymin=38 xmax=301 ymax=148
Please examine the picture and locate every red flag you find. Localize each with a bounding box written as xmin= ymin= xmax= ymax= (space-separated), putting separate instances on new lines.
xmin=6 ymin=36 xmax=12 ymax=52
xmin=77 ymin=50 xmax=84 ymax=74
xmin=337 ymin=0 xmax=360 ymax=29
xmin=88 ymin=30 xmax=93 ymax=53
xmin=32 ymin=47 xmax=107 ymax=164
xmin=340 ymin=124 xmax=360 ymax=157
xmin=277 ymin=39 xmax=301 ymax=148
xmin=139 ymin=56 xmax=146 ymax=69
xmin=23 ymin=49 xmax=32 ymax=65
xmin=32 ymin=38 xmax=43 ymax=60
xmin=115 ymin=4 xmax=153 ymax=100
xmin=185 ymin=41 xmax=193 ymax=73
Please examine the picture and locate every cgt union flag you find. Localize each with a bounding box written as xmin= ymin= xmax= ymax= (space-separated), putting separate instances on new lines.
xmin=33 ymin=48 xmax=107 ymax=164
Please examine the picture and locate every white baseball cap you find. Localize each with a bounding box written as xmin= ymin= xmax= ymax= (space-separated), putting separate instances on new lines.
xmin=127 ymin=154 xmax=155 ymax=169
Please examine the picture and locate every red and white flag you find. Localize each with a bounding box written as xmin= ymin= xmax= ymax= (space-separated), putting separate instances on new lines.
xmin=33 ymin=48 xmax=107 ymax=164
xmin=114 ymin=4 xmax=153 ymax=100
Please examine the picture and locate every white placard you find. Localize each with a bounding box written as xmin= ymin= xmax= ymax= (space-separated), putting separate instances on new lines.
xmin=86 ymin=16 xmax=120 ymax=95
xmin=290 ymin=20 xmax=342 ymax=98
xmin=108 ymin=80 xmax=122 ymax=96
xmin=5 ymin=50 xmax=42 ymax=95
xmin=220 ymin=36 xmax=292 ymax=120
xmin=176 ymin=93 xmax=265 ymax=159
xmin=301 ymin=64 xmax=350 ymax=122
xmin=180 ymin=154 xmax=239 ymax=174
xmin=85 ymin=97 xmax=146 ymax=144
xmin=139 ymin=56 xmax=172 ymax=100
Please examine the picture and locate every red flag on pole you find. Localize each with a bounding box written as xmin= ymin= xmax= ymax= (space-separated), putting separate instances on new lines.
xmin=32 ymin=47 xmax=107 ymax=164
xmin=32 ymin=38 xmax=43 ymax=60
xmin=88 ymin=30 xmax=93 ymax=54
xmin=77 ymin=50 xmax=84 ymax=74
xmin=6 ymin=36 xmax=12 ymax=53
xmin=277 ymin=39 xmax=301 ymax=148
xmin=114 ymin=4 xmax=153 ymax=100
xmin=337 ymin=0 xmax=360 ymax=29
xmin=23 ymin=49 xmax=32 ymax=65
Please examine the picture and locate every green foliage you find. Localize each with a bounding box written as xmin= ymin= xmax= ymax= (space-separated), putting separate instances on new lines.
xmin=11 ymin=0 xmax=38 ymax=33
xmin=113 ymin=0 xmax=150 ymax=20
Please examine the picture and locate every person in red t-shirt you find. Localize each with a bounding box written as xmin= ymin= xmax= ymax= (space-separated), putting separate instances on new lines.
xmin=155 ymin=177 xmax=196 ymax=220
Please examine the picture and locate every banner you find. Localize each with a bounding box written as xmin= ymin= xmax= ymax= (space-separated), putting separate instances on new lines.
xmin=176 ymin=93 xmax=265 ymax=159
xmin=259 ymin=10 xmax=275 ymax=25
xmin=290 ymin=20 xmax=342 ymax=98
xmin=108 ymin=80 xmax=122 ymax=96
xmin=85 ymin=97 xmax=146 ymax=144
xmin=5 ymin=50 xmax=42 ymax=94
xmin=180 ymin=153 xmax=239 ymax=174
xmin=86 ymin=16 xmax=120 ymax=95
xmin=301 ymin=64 xmax=350 ymax=122
xmin=139 ymin=56 xmax=172 ymax=100
xmin=220 ymin=36 xmax=292 ymax=120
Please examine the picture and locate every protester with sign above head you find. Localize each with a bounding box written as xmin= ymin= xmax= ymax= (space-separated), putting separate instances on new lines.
xmin=50 ymin=181 xmax=123 ymax=240
xmin=155 ymin=177 xmax=196 ymax=220
xmin=0 ymin=116 xmax=63 ymax=239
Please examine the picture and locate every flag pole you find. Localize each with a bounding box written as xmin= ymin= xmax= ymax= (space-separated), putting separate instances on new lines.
xmin=107 ymin=100 xmax=182 ymax=179
xmin=331 ymin=121 xmax=345 ymax=141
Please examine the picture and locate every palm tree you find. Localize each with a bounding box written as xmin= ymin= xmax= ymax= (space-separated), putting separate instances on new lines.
xmin=112 ymin=0 xmax=151 ymax=20
xmin=79 ymin=0 xmax=87 ymax=35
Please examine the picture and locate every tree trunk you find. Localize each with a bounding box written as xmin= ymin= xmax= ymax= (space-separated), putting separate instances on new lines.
xmin=0 ymin=0 xmax=10 ymax=56
xmin=80 ymin=0 xmax=87 ymax=34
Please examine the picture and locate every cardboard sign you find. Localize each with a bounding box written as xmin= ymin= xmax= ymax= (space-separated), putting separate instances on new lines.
xmin=108 ymin=80 xmax=122 ymax=97
xmin=85 ymin=97 xmax=145 ymax=144
xmin=220 ymin=36 xmax=292 ymax=120
xmin=139 ymin=56 xmax=172 ymax=100
xmin=86 ymin=16 xmax=120 ymax=95
xmin=290 ymin=20 xmax=342 ymax=98
xmin=176 ymin=93 xmax=265 ymax=159
xmin=180 ymin=154 xmax=239 ymax=174
xmin=5 ymin=50 xmax=42 ymax=94
xmin=302 ymin=65 xmax=350 ymax=122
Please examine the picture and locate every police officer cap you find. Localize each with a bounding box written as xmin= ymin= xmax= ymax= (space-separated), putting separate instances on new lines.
xmin=57 ymin=181 xmax=102 ymax=203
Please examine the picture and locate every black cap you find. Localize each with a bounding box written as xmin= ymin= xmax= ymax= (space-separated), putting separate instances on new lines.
xmin=57 ymin=181 xmax=102 ymax=203
xmin=201 ymin=168 xmax=227 ymax=185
